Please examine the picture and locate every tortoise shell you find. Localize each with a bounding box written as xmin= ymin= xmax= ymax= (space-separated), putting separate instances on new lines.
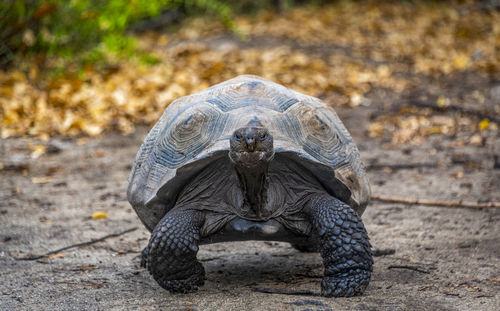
xmin=127 ymin=75 xmax=370 ymax=232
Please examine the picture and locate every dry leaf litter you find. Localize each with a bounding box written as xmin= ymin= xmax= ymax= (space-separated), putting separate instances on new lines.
xmin=1 ymin=2 xmax=498 ymax=144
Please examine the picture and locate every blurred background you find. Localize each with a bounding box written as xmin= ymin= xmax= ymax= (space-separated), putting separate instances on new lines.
xmin=1 ymin=0 xmax=498 ymax=141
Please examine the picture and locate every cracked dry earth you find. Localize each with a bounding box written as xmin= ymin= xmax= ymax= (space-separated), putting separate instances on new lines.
xmin=1 ymin=104 xmax=499 ymax=310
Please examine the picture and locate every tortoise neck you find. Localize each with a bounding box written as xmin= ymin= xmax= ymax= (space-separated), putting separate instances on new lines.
xmin=234 ymin=162 xmax=270 ymax=219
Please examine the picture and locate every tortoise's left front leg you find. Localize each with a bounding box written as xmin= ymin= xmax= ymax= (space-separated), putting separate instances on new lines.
xmin=304 ymin=193 xmax=373 ymax=297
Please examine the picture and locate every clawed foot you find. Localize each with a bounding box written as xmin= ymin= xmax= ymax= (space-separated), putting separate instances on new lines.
xmin=154 ymin=262 xmax=205 ymax=293
xmin=321 ymin=269 xmax=371 ymax=297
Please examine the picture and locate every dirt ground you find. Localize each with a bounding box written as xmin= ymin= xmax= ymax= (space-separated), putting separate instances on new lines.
xmin=1 ymin=98 xmax=499 ymax=311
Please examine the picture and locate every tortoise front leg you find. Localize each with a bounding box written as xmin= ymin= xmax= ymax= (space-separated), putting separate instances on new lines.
xmin=145 ymin=210 xmax=205 ymax=293
xmin=304 ymin=194 xmax=373 ymax=297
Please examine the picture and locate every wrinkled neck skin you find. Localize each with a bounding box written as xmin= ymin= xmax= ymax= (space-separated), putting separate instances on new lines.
xmin=234 ymin=161 xmax=271 ymax=219
xmin=229 ymin=125 xmax=274 ymax=219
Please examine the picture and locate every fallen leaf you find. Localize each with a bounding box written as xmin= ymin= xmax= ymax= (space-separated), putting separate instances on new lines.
xmin=92 ymin=211 xmax=109 ymax=219
xmin=478 ymin=119 xmax=489 ymax=131
xmin=31 ymin=176 xmax=53 ymax=184
xmin=94 ymin=149 xmax=107 ymax=158
xmin=77 ymin=137 xmax=89 ymax=145
xmin=47 ymin=253 xmax=64 ymax=259
xmin=453 ymin=54 xmax=469 ymax=70
xmin=368 ymin=121 xmax=384 ymax=138
xmin=31 ymin=145 xmax=46 ymax=158
xmin=436 ymin=96 xmax=450 ymax=108
xmin=469 ymin=134 xmax=482 ymax=145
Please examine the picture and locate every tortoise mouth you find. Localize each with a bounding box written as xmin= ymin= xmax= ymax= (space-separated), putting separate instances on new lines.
xmin=229 ymin=150 xmax=274 ymax=167
xmin=229 ymin=126 xmax=274 ymax=168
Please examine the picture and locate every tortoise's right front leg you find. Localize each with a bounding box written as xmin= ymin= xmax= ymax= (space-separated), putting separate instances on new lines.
xmin=145 ymin=210 xmax=205 ymax=293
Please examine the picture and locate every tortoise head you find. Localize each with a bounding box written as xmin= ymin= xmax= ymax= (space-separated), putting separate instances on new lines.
xmin=229 ymin=126 xmax=274 ymax=168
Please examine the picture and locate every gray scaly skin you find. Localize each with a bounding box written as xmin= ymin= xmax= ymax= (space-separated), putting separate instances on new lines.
xmin=143 ymin=211 xmax=205 ymax=293
xmin=141 ymin=125 xmax=373 ymax=297
xmin=304 ymin=194 xmax=373 ymax=297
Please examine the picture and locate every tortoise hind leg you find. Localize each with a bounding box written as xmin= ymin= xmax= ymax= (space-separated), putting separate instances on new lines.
xmin=304 ymin=194 xmax=373 ymax=297
xmin=146 ymin=210 xmax=205 ymax=293
xmin=140 ymin=246 xmax=149 ymax=268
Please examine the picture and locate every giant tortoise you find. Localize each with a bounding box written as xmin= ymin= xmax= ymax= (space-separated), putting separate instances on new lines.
xmin=127 ymin=75 xmax=372 ymax=297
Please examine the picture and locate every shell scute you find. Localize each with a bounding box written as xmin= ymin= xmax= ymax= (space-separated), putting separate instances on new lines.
xmin=155 ymin=103 xmax=227 ymax=169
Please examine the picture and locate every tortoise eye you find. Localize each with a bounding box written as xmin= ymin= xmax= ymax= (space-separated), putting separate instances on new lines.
xmin=260 ymin=133 xmax=267 ymax=141
xmin=235 ymin=134 xmax=242 ymax=142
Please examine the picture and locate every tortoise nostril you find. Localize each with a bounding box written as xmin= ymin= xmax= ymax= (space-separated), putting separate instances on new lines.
xmin=246 ymin=137 xmax=254 ymax=144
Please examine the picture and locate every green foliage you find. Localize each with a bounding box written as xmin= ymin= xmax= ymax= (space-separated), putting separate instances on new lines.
xmin=0 ymin=0 xmax=331 ymax=69
xmin=0 ymin=0 xmax=233 ymax=69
